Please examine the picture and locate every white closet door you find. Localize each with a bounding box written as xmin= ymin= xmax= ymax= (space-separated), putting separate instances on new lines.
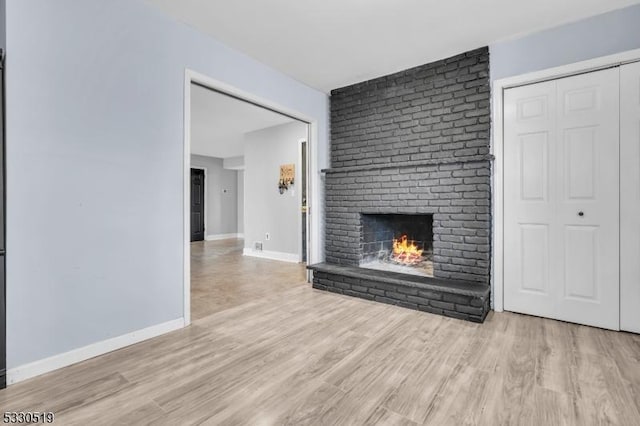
xmin=504 ymin=68 xmax=620 ymax=330
xmin=621 ymin=62 xmax=640 ymax=333
xmin=504 ymin=80 xmax=557 ymax=320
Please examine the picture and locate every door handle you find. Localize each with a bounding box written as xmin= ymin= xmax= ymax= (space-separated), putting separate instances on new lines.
xmin=578 ymin=211 xmax=584 ymax=217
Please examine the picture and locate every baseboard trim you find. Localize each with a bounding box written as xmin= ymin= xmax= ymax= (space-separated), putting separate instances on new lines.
xmin=205 ymin=233 xmax=244 ymax=241
xmin=242 ymin=248 xmax=300 ymax=263
xmin=6 ymin=318 xmax=185 ymax=385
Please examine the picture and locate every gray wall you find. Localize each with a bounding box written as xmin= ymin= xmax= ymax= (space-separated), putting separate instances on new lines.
xmin=223 ymin=156 xmax=244 ymax=170
xmin=4 ymin=0 xmax=328 ymax=370
xmin=190 ymin=154 xmax=238 ymax=237
xmin=327 ymin=48 xmax=491 ymax=283
xmin=237 ymin=171 xmax=244 ymax=234
xmin=244 ymin=122 xmax=307 ymax=256
xmin=490 ymin=3 xmax=640 ymax=81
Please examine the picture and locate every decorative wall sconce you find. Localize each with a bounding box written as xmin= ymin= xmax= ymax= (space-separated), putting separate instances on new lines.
xmin=279 ymin=164 xmax=295 ymax=194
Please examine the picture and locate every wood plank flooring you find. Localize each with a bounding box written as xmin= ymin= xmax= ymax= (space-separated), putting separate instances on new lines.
xmin=1 ymin=239 xmax=640 ymax=425
xmin=190 ymin=239 xmax=306 ymax=320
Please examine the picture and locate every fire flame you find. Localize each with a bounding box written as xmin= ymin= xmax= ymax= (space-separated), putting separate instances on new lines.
xmin=392 ymin=235 xmax=424 ymax=265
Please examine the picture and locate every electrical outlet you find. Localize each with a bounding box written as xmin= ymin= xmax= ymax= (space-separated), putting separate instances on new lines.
xmin=254 ymin=242 xmax=263 ymax=251
xmin=265 ymin=232 xmax=270 ymax=241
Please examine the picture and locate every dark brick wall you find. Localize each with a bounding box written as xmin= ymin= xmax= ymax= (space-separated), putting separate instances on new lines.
xmin=312 ymin=269 xmax=490 ymax=323
xmin=326 ymin=47 xmax=491 ymax=284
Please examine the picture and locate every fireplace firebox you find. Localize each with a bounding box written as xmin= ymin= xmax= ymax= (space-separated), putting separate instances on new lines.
xmin=359 ymin=214 xmax=433 ymax=277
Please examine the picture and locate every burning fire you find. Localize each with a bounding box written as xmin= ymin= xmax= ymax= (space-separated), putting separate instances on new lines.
xmin=392 ymin=235 xmax=424 ymax=265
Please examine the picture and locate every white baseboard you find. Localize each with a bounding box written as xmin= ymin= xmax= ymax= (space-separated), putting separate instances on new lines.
xmin=242 ymin=248 xmax=300 ymax=263
xmin=205 ymin=233 xmax=244 ymax=241
xmin=6 ymin=318 xmax=185 ymax=385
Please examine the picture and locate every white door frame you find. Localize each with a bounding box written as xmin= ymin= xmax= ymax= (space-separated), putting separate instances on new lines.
xmin=189 ymin=165 xmax=208 ymax=237
xmin=183 ymin=69 xmax=318 ymax=326
xmin=491 ymin=48 xmax=640 ymax=312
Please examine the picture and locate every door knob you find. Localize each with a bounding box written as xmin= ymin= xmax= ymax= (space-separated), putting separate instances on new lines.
xmin=578 ymin=211 xmax=584 ymax=217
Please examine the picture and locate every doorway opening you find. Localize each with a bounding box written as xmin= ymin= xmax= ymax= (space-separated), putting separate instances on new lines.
xmin=184 ymin=70 xmax=313 ymax=324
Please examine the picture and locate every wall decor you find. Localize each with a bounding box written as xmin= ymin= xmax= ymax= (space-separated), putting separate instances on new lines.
xmin=278 ymin=164 xmax=295 ymax=194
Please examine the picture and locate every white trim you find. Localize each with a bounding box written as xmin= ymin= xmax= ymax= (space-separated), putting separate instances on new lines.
xmin=309 ymin=120 xmax=322 ymax=266
xmin=242 ymin=248 xmax=300 ymax=263
xmin=7 ymin=318 xmax=184 ymax=385
xmin=205 ymin=233 xmax=243 ymax=241
xmin=183 ymin=72 xmax=192 ymax=326
xmin=491 ymin=85 xmax=504 ymax=312
xmin=491 ymin=48 xmax=640 ymax=313
xmin=184 ymin=69 xmax=319 ymax=324
xmin=190 ymin=165 xmax=208 ymax=236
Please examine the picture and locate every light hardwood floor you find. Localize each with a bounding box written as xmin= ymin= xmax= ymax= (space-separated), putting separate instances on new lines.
xmin=190 ymin=239 xmax=306 ymax=320
xmin=1 ymin=239 xmax=640 ymax=425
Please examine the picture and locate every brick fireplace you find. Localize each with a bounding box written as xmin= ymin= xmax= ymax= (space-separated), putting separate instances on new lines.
xmin=309 ymin=47 xmax=492 ymax=322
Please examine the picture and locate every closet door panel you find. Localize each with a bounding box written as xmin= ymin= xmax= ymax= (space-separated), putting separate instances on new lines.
xmin=621 ymin=61 xmax=640 ymax=333
xmin=504 ymin=68 xmax=620 ymax=330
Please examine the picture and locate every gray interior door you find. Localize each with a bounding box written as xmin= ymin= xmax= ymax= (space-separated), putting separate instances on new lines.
xmin=190 ymin=168 xmax=205 ymax=242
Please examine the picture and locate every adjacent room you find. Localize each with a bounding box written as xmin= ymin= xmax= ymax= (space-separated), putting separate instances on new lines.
xmin=188 ymin=83 xmax=310 ymax=320
xmin=1 ymin=0 xmax=640 ymax=424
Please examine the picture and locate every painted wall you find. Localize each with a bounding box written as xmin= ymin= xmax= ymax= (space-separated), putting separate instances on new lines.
xmin=490 ymin=3 xmax=640 ymax=81
xmin=4 ymin=0 xmax=328 ymax=370
xmin=237 ymin=171 xmax=244 ymax=235
xmin=244 ymin=122 xmax=306 ymax=258
xmin=0 ymin=0 xmax=5 ymax=50
xmin=223 ymin=156 xmax=244 ymax=170
xmin=190 ymin=154 xmax=238 ymax=237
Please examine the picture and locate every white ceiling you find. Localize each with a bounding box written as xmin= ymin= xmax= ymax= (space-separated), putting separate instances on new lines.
xmin=147 ymin=0 xmax=640 ymax=92
xmin=190 ymin=84 xmax=294 ymax=159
